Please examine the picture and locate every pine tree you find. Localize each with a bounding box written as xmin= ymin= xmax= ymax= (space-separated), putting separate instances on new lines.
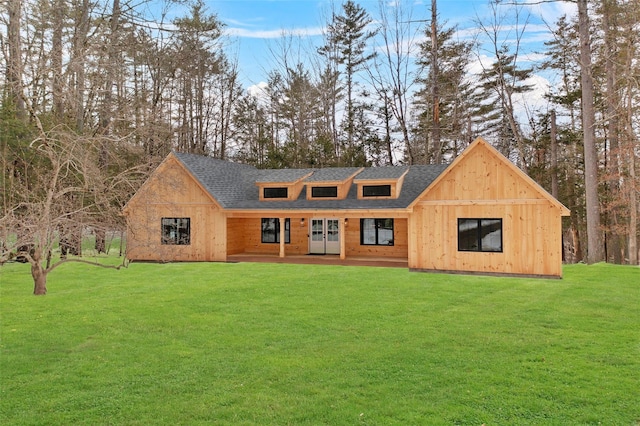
xmin=322 ymin=0 xmax=376 ymax=160
xmin=414 ymin=20 xmax=474 ymax=163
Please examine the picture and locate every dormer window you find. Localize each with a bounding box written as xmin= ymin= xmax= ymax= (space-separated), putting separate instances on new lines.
xmin=311 ymin=186 xmax=338 ymax=198
xmin=354 ymin=167 xmax=408 ymax=200
xmin=263 ymin=187 xmax=288 ymax=199
xmin=362 ymin=185 xmax=391 ymax=197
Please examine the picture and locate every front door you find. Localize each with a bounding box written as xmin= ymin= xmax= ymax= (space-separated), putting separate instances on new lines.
xmin=309 ymin=218 xmax=340 ymax=255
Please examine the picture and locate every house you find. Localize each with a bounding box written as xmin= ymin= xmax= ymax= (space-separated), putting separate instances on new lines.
xmin=123 ymin=138 xmax=570 ymax=277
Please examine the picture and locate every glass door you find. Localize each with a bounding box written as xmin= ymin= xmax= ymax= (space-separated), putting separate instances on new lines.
xmin=309 ymin=218 xmax=340 ymax=255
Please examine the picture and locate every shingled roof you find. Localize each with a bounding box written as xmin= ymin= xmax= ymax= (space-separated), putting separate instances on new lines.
xmin=173 ymin=152 xmax=448 ymax=210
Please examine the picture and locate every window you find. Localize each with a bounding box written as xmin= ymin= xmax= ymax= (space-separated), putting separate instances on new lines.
xmin=458 ymin=218 xmax=503 ymax=252
xmin=261 ymin=218 xmax=290 ymax=243
xmin=362 ymin=185 xmax=391 ymax=197
xmin=360 ymin=219 xmax=394 ymax=246
xmin=263 ymin=187 xmax=288 ymax=199
xmin=311 ymin=186 xmax=338 ymax=198
xmin=161 ymin=218 xmax=190 ymax=245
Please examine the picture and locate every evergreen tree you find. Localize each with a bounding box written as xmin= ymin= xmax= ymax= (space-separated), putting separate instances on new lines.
xmin=322 ymin=0 xmax=376 ymax=161
xmin=414 ymin=21 xmax=474 ymax=163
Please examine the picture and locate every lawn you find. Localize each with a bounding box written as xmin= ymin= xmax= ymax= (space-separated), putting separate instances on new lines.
xmin=1 ymin=259 xmax=639 ymax=425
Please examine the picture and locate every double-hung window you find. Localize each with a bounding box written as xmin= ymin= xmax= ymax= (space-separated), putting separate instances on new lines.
xmin=360 ymin=218 xmax=394 ymax=246
xmin=458 ymin=218 xmax=503 ymax=252
xmin=261 ymin=218 xmax=290 ymax=243
xmin=161 ymin=218 xmax=191 ymax=245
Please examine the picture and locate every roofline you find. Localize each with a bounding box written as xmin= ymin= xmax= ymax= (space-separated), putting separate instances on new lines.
xmin=171 ymin=152 xmax=224 ymax=208
xmin=123 ymin=152 xmax=222 ymax=213
xmin=225 ymin=208 xmax=411 ymax=219
xmin=407 ymin=137 xmax=571 ymax=216
xmin=122 ymin=152 xmax=176 ymax=214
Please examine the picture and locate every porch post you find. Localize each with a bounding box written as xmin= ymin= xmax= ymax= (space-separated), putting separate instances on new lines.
xmin=279 ymin=217 xmax=285 ymax=258
xmin=340 ymin=217 xmax=346 ymax=260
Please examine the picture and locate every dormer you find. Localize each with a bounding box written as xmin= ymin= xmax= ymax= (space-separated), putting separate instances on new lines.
xmin=304 ymin=167 xmax=363 ymax=200
xmin=256 ymin=170 xmax=313 ymax=201
xmin=353 ymin=166 xmax=409 ymax=200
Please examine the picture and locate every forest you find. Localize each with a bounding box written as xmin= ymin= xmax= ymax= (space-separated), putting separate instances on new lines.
xmin=1 ymin=0 xmax=638 ymax=290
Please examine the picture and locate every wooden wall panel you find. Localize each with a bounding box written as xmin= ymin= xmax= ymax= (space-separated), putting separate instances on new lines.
xmin=126 ymin=204 xmax=226 ymax=262
xmin=226 ymin=218 xmax=246 ymax=255
xmin=423 ymin=144 xmax=541 ymax=201
xmin=409 ymin=204 xmax=563 ymax=277
xmin=345 ymin=218 xmax=408 ymax=258
xmin=125 ymin=157 xmax=227 ymax=262
xmin=239 ymin=218 xmax=308 ymax=255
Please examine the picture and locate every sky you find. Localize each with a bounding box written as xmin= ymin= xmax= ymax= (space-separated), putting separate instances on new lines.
xmin=157 ymin=0 xmax=578 ymax=113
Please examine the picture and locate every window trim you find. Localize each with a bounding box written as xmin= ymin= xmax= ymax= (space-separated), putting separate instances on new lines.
xmin=362 ymin=184 xmax=392 ymax=197
xmin=457 ymin=218 xmax=503 ymax=253
xmin=360 ymin=218 xmax=394 ymax=246
xmin=161 ymin=217 xmax=191 ymax=245
xmin=263 ymin=187 xmax=288 ymax=199
xmin=311 ymin=186 xmax=338 ymax=198
xmin=261 ymin=218 xmax=291 ymax=244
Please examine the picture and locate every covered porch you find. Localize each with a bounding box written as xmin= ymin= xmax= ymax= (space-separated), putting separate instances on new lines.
xmin=226 ymin=253 xmax=408 ymax=268
xmin=226 ymin=213 xmax=410 ymax=263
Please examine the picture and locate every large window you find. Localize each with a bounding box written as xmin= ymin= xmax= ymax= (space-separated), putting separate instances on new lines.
xmin=362 ymin=185 xmax=391 ymax=197
xmin=264 ymin=187 xmax=288 ymax=199
xmin=458 ymin=218 xmax=503 ymax=252
xmin=360 ymin=219 xmax=394 ymax=246
xmin=261 ymin=218 xmax=290 ymax=243
xmin=161 ymin=218 xmax=191 ymax=245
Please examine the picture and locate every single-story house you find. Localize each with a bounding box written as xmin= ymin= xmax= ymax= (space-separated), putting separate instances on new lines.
xmin=123 ymin=137 xmax=570 ymax=277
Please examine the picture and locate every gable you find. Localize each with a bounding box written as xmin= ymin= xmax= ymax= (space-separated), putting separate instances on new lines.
xmin=123 ymin=154 xmax=220 ymax=213
xmin=415 ymin=138 xmax=570 ymax=214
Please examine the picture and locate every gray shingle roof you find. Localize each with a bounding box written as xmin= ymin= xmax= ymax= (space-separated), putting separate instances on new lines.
xmin=255 ymin=168 xmax=314 ymax=183
xmin=354 ymin=165 xmax=409 ymax=180
xmin=304 ymin=167 xmax=362 ymax=182
xmin=173 ymin=152 xmax=448 ymax=210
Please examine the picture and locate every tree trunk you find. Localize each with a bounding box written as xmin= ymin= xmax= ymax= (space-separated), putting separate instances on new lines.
xmin=73 ymin=0 xmax=91 ymax=133
xmin=430 ymin=0 xmax=441 ymax=164
xmin=7 ymin=0 xmax=25 ymax=118
xmin=629 ymin=150 xmax=638 ymax=265
xmin=31 ymin=253 xmax=47 ymax=295
xmin=550 ymin=110 xmax=559 ymax=199
xmin=603 ymin=0 xmax=623 ymax=264
xmin=52 ymin=0 xmax=64 ymax=119
xmin=577 ymin=0 xmax=605 ymax=263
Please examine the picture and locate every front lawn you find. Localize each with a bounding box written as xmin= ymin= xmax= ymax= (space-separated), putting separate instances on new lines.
xmin=1 ymin=261 xmax=638 ymax=425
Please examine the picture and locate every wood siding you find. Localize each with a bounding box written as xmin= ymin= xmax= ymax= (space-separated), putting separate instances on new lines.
xmin=409 ymin=204 xmax=564 ymax=276
xmin=124 ymin=156 xmax=227 ymax=262
xmin=345 ymin=218 xmax=408 ymax=258
xmin=231 ymin=218 xmax=308 ymax=255
xmin=408 ymin=141 xmax=566 ymax=277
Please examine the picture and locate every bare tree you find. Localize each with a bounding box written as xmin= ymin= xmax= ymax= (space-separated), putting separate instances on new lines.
xmin=0 ymin=124 xmax=145 ymax=294
xmin=367 ymin=0 xmax=421 ymax=165
xmin=474 ymin=0 xmax=534 ymax=170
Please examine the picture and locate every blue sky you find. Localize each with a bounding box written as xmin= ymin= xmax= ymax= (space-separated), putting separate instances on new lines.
xmin=168 ymin=0 xmax=577 ymax=92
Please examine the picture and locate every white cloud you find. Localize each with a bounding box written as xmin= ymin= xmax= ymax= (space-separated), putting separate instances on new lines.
xmin=527 ymin=2 xmax=578 ymax=25
xmin=247 ymin=81 xmax=269 ymax=102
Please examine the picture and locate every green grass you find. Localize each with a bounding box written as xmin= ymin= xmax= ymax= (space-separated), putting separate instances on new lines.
xmin=1 ymin=260 xmax=639 ymax=425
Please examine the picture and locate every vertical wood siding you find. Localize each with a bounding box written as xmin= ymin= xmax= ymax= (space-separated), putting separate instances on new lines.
xmin=408 ymin=142 xmax=565 ymax=277
xmin=125 ymin=156 xmax=226 ymax=262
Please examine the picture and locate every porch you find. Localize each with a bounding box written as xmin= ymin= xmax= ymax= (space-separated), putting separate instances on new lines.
xmin=226 ymin=253 xmax=408 ymax=268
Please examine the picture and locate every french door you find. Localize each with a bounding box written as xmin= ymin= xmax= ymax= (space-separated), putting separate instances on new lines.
xmin=309 ymin=218 xmax=340 ymax=255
